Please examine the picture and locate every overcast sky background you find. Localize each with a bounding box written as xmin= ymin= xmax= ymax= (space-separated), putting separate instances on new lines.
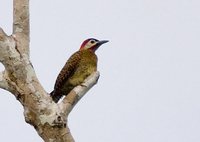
xmin=0 ymin=0 xmax=200 ymax=142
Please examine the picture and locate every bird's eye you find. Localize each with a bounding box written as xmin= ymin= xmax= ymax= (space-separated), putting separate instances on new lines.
xmin=90 ymin=40 xmax=95 ymax=44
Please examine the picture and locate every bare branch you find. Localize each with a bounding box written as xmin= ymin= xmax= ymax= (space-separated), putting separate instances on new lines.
xmin=0 ymin=71 xmax=9 ymax=91
xmin=0 ymin=70 xmax=20 ymax=96
xmin=59 ymin=71 xmax=100 ymax=115
xmin=1 ymin=1 xmax=100 ymax=141
xmin=13 ymin=0 xmax=29 ymax=35
xmin=0 ymin=28 xmax=8 ymax=40
xmin=13 ymin=0 xmax=30 ymax=56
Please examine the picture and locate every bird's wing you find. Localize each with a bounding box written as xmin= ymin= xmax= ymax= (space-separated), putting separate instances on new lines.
xmin=53 ymin=51 xmax=81 ymax=93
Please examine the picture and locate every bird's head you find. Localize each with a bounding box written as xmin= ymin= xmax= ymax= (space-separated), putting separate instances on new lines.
xmin=79 ymin=38 xmax=109 ymax=52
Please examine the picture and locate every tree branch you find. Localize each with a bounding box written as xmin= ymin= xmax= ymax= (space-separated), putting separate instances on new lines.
xmin=0 ymin=27 xmax=7 ymax=39
xmin=59 ymin=71 xmax=100 ymax=115
xmin=13 ymin=0 xmax=30 ymax=56
xmin=0 ymin=71 xmax=9 ymax=91
xmin=0 ymin=70 xmax=20 ymax=97
xmin=0 ymin=1 xmax=100 ymax=141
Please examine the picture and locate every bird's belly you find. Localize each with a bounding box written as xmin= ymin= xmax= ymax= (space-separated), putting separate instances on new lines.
xmin=61 ymin=65 xmax=96 ymax=95
xmin=70 ymin=65 xmax=96 ymax=85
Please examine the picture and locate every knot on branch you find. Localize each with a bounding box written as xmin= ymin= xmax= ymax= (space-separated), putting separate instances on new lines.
xmin=38 ymin=102 xmax=67 ymax=128
xmin=24 ymin=102 xmax=67 ymax=128
xmin=53 ymin=115 xmax=67 ymax=128
xmin=39 ymin=112 xmax=67 ymax=128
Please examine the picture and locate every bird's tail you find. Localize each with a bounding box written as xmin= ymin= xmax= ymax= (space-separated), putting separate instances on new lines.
xmin=50 ymin=90 xmax=62 ymax=103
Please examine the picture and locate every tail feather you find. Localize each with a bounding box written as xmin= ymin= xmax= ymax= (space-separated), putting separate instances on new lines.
xmin=50 ymin=90 xmax=62 ymax=103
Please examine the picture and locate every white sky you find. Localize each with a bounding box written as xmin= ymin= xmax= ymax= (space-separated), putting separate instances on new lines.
xmin=0 ymin=0 xmax=200 ymax=142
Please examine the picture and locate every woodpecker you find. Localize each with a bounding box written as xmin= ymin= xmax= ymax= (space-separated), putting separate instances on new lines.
xmin=50 ymin=38 xmax=108 ymax=103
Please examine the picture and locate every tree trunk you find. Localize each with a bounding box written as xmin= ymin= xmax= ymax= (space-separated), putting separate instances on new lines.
xmin=0 ymin=0 xmax=99 ymax=141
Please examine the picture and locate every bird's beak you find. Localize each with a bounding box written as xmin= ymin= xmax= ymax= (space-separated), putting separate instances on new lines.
xmin=97 ymin=40 xmax=109 ymax=46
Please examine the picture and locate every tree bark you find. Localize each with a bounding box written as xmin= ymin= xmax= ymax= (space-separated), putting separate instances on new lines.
xmin=0 ymin=0 xmax=100 ymax=142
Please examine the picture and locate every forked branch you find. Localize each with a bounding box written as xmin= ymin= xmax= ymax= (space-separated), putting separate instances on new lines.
xmin=0 ymin=0 xmax=100 ymax=142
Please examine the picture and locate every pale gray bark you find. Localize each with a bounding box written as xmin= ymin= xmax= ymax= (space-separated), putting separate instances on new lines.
xmin=0 ymin=0 xmax=99 ymax=142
